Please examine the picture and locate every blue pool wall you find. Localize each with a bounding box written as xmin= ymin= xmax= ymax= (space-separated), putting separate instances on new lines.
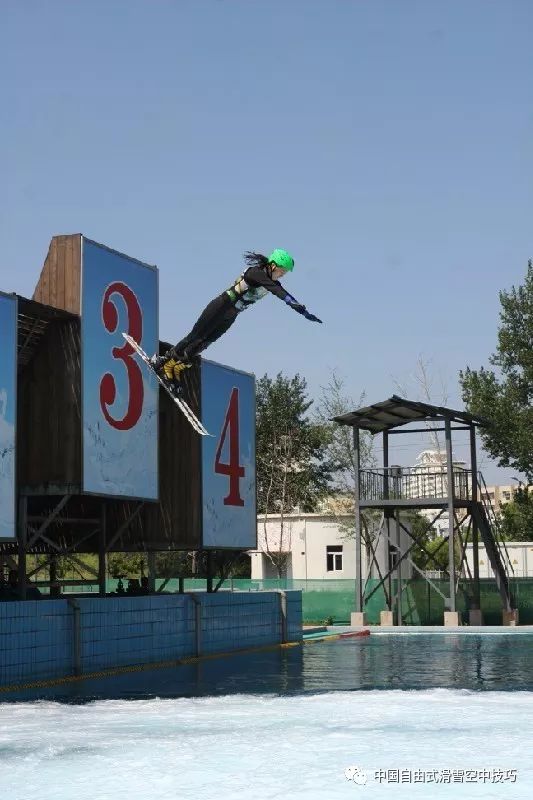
xmin=0 ymin=591 xmax=302 ymax=687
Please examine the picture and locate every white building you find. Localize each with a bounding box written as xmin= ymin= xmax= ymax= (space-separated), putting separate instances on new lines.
xmin=250 ymin=513 xmax=412 ymax=581
xmin=408 ymin=449 xmax=469 ymax=496
xmin=464 ymin=541 xmax=533 ymax=578
xmin=407 ymin=449 xmax=469 ymax=537
xmin=408 ymin=450 xmax=527 ymax=533
xmin=480 ymin=483 xmax=525 ymax=515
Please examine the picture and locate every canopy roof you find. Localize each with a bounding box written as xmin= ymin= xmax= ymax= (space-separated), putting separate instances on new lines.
xmin=17 ymin=295 xmax=76 ymax=369
xmin=333 ymin=394 xmax=488 ymax=433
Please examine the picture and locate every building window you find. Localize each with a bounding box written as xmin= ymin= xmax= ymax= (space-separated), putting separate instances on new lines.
xmin=389 ymin=546 xmax=399 ymax=572
xmin=327 ymin=545 xmax=343 ymax=572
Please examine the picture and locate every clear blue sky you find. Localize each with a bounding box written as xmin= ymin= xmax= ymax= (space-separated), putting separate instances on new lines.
xmin=2 ymin=0 xmax=531 ymax=482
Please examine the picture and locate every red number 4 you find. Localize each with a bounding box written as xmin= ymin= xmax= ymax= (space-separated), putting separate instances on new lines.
xmin=214 ymin=387 xmax=245 ymax=506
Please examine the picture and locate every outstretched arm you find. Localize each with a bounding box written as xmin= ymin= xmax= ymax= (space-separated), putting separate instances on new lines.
xmin=245 ymin=267 xmax=323 ymax=323
xmin=283 ymin=294 xmax=323 ymax=323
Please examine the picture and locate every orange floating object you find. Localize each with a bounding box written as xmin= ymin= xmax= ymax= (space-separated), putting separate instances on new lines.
xmin=339 ymin=629 xmax=371 ymax=639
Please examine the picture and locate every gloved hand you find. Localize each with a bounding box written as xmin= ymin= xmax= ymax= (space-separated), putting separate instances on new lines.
xmin=292 ymin=304 xmax=322 ymax=323
xmin=304 ymin=310 xmax=322 ymax=323
xmin=291 ymin=302 xmax=306 ymax=314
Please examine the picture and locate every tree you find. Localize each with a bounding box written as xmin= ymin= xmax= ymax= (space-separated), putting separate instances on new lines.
xmin=460 ymin=261 xmax=533 ymax=481
xmin=393 ymin=354 xmax=449 ymax=457
xmin=315 ymin=370 xmax=375 ymax=501
xmin=108 ymin=552 xmax=147 ymax=579
xmin=498 ymin=487 xmax=533 ymax=541
xmin=315 ymin=370 xmax=376 ymax=532
xmin=256 ymin=372 xmax=332 ymax=577
xmin=406 ymin=512 xmax=462 ymax=572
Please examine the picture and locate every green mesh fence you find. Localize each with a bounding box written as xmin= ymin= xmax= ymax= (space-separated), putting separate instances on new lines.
xmin=57 ymin=577 xmax=533 ymax=626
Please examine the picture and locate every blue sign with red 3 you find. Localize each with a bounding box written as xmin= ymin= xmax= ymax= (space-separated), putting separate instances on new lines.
xmin=201 ymin=360 xmax=256 ymax=548
xmin=81 ymin=239 xmax=158 ymax=498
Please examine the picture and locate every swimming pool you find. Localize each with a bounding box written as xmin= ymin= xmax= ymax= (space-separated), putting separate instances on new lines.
xmin=1 ymin=635 xmax=532 ymax=799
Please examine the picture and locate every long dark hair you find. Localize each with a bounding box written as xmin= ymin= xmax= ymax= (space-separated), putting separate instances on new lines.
xmin=243 ymin=251 xmax=269 ymax=270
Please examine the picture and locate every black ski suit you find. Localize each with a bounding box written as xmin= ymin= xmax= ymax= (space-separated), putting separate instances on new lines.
xmin=168 ymin=265 xmax=320 ymax=361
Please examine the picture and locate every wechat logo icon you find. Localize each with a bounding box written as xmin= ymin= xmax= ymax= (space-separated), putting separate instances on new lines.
xmin=345 ymin=766 xmax=368 ymax=785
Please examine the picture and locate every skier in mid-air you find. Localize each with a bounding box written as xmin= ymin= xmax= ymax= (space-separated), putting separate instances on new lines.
xmin=153 ymin=249 xmax=322 ymax=390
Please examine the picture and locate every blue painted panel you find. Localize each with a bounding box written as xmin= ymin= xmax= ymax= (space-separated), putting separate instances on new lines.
xmin=201 ymin=361 xmax=256 ymax=548
xmin=0 ymin=292 xmax=16 ymax=540
xmin=81 ymin=239 xmax=158 ymax=498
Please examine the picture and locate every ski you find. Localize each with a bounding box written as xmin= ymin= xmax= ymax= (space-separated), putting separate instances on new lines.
xmin=122 ymin=333 xmax=211 ymax=436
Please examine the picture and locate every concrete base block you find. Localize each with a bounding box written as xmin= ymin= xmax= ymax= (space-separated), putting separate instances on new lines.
xmin=350 ymin=612 xmax=367 ymax=626
xmin=502 ymin=609 xmax=519 ymax=627
xmin=444 ymin=611 xmax=460 ymax=627
xmin=469 ymin=609 xmax=484 ymax=626
xmin=380 ymin=610 xmax=394 ymax=626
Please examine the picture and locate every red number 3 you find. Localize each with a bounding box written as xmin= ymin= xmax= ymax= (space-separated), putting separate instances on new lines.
xmin=214 ymin=387 xmax=245 ymax=506
xmin=99 ymin=282 xmax=144 ymax=431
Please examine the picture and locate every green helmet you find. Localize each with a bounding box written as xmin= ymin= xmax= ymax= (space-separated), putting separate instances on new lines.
xmin=268 ymin=248 xmax=294 ymax=272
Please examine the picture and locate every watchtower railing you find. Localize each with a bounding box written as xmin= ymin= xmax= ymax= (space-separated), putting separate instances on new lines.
xmin=477 ymin=471 xmax=514 ymax=578
xmin=360 ymin=468 xmax=473 ymax=502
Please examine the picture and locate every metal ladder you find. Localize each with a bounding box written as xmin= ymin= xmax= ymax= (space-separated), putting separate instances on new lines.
xmin=471 ymin=472 xmax=515 ymax=611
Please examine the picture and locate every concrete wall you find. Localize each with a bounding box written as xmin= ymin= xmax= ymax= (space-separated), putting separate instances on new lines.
xmin=0 ymin=591 xmax=302 ymax=688
xmin=465 ymin=542 xmax=533 ymax=578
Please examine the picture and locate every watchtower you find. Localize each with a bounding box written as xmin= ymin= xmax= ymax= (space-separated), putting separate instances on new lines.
xmin=334 ymin=396 xmax=517 ymax=626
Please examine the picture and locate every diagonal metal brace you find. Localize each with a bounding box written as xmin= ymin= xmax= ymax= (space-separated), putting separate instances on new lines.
xmin=27 ymin=495 xmax=72 ymax=549
xmin=105 ymin=502 xmax=145 ymax=552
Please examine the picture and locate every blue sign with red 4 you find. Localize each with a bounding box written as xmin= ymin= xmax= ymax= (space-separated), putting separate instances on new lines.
xmin=201 ymin=360 xmax=256 ymax=548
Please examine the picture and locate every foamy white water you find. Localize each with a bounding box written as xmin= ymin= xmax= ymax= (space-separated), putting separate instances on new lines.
xmin=0 ymin=690 xmax=531 ymax=799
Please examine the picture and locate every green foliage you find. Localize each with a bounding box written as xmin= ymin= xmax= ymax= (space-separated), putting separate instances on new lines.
xmin=256 ymin=372 xmax=332 ymax=514
xmin=498 ymin=487 xmax=533 ymax=541
xmin=315 ymin=370 xmax=375 ymax=493
xmin=460 ymin=261 xmax=533 ymax=481
xmin=407 ymin=513 xmax=462 ymax=571
xmin=107 ymin=552 xmax=147 ymax=578
xmin=314 ymin=370 xmax=376 ymax=540
xmin=411 ymin=534 xmax=449 ymax=571
xmin=226 ymin=553 xmax=252 ymax=578
xmin=155 ymin=551 xmax=192 ymax=578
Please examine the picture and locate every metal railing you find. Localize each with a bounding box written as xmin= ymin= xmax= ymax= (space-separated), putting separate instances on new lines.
xmin=360 ymin=468 xmax=473 ymax=502
xmin=477 ymin=471 xmax=515 ymax=578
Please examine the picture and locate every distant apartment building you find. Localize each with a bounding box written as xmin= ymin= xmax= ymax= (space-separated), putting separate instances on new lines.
xmin=406 ymin=450 xmax=525 ymax=534
xmin=479 ymin=483 xmax=521 ymax=515
xmin=405 ymin=449 xmax=468 ymax=537
xmin=407 ymin=449 xmax=469 ymax=499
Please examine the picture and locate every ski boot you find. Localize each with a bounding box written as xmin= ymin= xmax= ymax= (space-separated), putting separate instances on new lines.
xmin=151 ymin=352 xmax=191 ymax=396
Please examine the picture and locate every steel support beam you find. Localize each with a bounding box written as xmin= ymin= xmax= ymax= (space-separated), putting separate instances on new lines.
xmin=469 ymin=425 xmax=481 ymax=610
xmin=364 ymin=509 xmax=448 ymax=604
xmin=98 ymin=503 xmax=106 ymax=596
xmin=395 ymin=509 xmax=402 ymax=625
xmin=206 ymin=551 xmax=213 ymax=593
xmin=147 ymin=551 xmax=156 ymax=592
xmin=353 ymin=427 xmax=362 ymax=613
xmin=445 ymin=418 xmax=456 ymax=611
xmin=17 ymin=496 xmax=28 ymax=600
xmin=105 ymin=502 xmax=145 ymax=552
xmin=26 ymin=494 xmax=71 ymax=549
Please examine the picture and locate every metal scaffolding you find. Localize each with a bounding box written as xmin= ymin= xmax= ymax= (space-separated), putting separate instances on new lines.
xmin=334 ymin=395 xmax=517 ymax=626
